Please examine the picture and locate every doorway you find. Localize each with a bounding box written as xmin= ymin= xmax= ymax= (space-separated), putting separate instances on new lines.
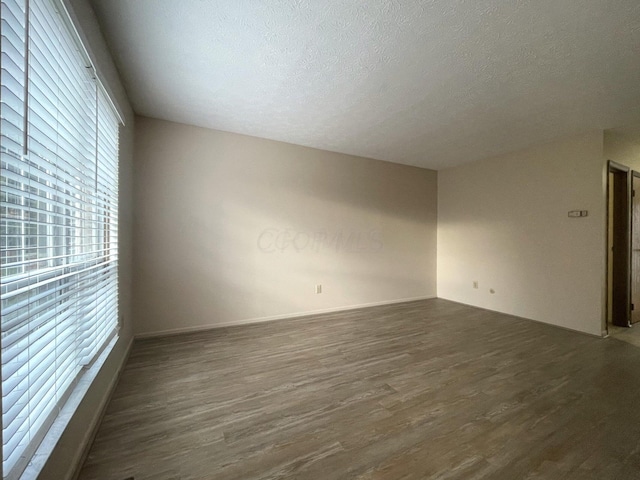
xmin=607 ymin=161 xmax=631 ymax=328
xmin=632 ymin=172 xmax=640 ymax=324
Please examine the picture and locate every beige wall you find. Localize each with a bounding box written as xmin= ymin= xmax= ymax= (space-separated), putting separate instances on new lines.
xmin=133 ymin=116 xmax=438 ymax=336
xmin=38 ymin=1 xmax=135 ymax=479
xmin=437 ymin=132 xmax=606 ymax=336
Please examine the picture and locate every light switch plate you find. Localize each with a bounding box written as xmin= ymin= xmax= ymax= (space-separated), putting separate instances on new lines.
xmin=568 ymin=210 xmax=588 ymax=217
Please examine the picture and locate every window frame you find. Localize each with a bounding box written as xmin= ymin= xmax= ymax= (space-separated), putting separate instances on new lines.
xmin=0 ymin=0 xmax=124 ymax=478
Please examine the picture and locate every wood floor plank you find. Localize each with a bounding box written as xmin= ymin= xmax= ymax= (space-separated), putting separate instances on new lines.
xmin=78 ymin=299 xmax=640 ymax=479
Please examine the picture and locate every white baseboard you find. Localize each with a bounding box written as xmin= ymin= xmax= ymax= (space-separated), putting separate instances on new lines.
xmin=438 ymin=297 xmax=605 ymax=338
xmin=135 ymin=295 xmax=436 ymax=339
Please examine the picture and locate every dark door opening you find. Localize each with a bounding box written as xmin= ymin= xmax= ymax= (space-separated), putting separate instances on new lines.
xmin=632 ymin=171 xmax=640 ymax=324
xmin=608 ymin=161 xmax=631 ymax=328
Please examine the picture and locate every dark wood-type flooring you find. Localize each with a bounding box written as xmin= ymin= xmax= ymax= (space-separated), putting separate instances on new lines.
xmin=78 ymin=299 xmax=640 ymax=479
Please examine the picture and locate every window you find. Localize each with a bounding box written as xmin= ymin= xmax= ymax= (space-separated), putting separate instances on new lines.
xmin=0 ymin=0 xmax=121 ymax=478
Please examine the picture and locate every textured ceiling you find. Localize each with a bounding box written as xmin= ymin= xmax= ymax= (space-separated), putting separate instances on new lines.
xmin=90 ymin=0 xmax=640 ymax=170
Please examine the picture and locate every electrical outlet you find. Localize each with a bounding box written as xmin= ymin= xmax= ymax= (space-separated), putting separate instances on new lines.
xmin=316 ymin=284 xmax=322 ymax=294
xmin=473 ymin=281 xmax=478 ymax=289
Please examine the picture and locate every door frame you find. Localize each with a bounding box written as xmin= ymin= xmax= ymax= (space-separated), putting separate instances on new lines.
xmin=607 ymin=160 xmax=631 ymax=329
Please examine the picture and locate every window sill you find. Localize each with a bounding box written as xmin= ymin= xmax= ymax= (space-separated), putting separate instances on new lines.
xmin=18 ymin=335 xmax=119 ymax=480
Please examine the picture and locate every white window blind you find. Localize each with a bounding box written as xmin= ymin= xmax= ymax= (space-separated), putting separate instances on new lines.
xmin=0 ymin=0 xmax=120 ymax=477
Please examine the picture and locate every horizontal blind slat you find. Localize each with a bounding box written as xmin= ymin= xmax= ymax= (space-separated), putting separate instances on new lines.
xmin=1 ymin=0 xmax=121 ymax=477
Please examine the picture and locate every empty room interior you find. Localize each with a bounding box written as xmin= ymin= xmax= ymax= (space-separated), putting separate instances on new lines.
xmin=2 ymin=0 xmax=640 ymax=479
